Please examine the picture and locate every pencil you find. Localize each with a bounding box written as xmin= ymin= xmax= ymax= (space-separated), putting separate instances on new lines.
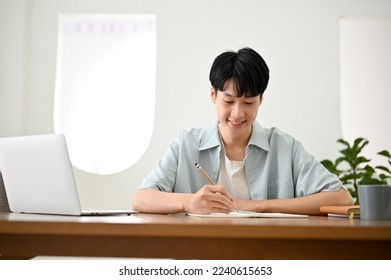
xmin=195 ymin=163 xmax=216 ymax=185
xmin=195 ymin=162 xmax=238 ymax=212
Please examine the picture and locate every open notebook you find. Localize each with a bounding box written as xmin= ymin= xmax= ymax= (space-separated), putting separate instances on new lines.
xmin=0 ymin=134 xmax=137 ymax=216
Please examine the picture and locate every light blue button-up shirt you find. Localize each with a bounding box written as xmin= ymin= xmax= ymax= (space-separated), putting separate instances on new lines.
xmin=139 ymin=120 xmax=342 ymax=199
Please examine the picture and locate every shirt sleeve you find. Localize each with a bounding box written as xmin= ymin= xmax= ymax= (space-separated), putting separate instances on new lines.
xmin=138 ymin=134 xmax=181 ymax=192
xmin=291 ymin=140 xmax=344 ymax=196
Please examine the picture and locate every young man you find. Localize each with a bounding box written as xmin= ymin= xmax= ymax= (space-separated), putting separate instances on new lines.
xmin=132 ymin=47 xmax=353 ymax=214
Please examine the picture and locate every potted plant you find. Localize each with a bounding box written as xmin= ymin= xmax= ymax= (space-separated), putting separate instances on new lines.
xmin=321 ymin=137 xmax=391 ymax=205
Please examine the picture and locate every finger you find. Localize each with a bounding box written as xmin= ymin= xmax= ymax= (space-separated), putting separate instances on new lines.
xmin=198 ymin=185 xmax=235 ymax=211
xmin=208 ymin=201 xmax=233 ymax=213
xmin=211 ymin=192 xmax=236 ymax=210
xmin=208 ymin=185 xmax=233 ymax=200
xmin=215 ymin=187 xmax=235 ymax=203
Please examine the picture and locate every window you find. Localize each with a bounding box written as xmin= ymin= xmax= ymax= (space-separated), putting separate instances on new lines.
xmin=54 ymin=14 xmax=156 ymax=175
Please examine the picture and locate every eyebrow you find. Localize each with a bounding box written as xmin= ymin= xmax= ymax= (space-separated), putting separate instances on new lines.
xmin=223 ymin=91 xmax=256 ymax=99
xmin=222 ymin=91 xmax=235 ymax=97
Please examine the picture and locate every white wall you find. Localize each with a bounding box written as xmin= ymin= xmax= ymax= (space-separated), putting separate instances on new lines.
xmin=1 ymin=0 xmax=391 ymax=209
xmin=340 ymin=17 xmax=391 ymax=167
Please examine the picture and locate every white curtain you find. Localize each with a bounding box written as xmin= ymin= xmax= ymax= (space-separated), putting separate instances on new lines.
xmin=54 ymin=14 xmax=156 ymax=175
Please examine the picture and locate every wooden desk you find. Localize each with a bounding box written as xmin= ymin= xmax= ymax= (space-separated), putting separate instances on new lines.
xmin=0 ymin=212 xmax=390 ymax=259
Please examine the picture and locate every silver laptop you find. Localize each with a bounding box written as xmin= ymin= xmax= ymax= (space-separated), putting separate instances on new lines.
xmin=0 ymin=134 xmax=137 ymax=216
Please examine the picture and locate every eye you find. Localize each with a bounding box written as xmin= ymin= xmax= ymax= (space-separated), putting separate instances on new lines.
xmin=224 ymin=100 xmax=234 ymax=104
xmin=244 ymin=102 xmax=255 ymax=105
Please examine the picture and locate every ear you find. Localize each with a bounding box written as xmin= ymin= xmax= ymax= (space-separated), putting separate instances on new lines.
xmin=210 ymin=87 xmax=217 ymax=104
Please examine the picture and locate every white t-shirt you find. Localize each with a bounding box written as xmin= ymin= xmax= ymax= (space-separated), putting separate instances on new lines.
xmin=216 ymin=145 xmax=250 ymax=200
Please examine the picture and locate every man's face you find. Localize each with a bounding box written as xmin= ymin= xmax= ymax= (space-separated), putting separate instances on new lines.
xmin=210 ymin=79 xmax=262 ymax=140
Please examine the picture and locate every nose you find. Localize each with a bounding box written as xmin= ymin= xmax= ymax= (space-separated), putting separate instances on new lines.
xmin=231 ymin=102 xmax=245 ymax=119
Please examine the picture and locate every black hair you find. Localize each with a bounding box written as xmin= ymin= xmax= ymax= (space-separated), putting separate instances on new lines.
xmin=209 ymin=47 xmax=269 ymax=98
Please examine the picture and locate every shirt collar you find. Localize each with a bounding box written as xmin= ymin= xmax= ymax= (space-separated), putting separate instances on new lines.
xmin=199 ymin=119 xmax=221 ymax=151
xmin=248 ymin=121 xmax=270 ymax=152
xmin=199 ymin=119 xmax=270 ymax=152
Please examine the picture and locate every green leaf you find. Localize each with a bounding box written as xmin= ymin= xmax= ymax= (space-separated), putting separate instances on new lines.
xmin=376 ymin=165 xmax=391 ymax=175
xmin=320 ymin=159 xmax=334 ymax=166
xmin=355 ymin=138 xmax=369 ymax=154
xmin=379 ymin=174 xmax=391 ymax=181
xmin=337 ymin=138 xmax=350 ymax=148
xmin=378 ymin=150 xmax=391 ymax=159
xmin=355 ymin=156 xmax=371 ymax=165
xmin=335 ymin=157 xmax=347 ymax=166
xmin=340 ymin=174 xmax=361 ymax=181
xmin=338 ymin=148 xmax=349 ymax=157
xmin=321 ymin=159 xmax=337 ymax=173
xmin=359 ymin=164 xmax=376 ymax=173
xmin=359 ymin=177 xmax=385 ymax=185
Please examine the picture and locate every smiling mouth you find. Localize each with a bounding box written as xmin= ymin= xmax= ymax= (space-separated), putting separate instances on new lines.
xmin=228 ymin=120 xmax=246 ymax=127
